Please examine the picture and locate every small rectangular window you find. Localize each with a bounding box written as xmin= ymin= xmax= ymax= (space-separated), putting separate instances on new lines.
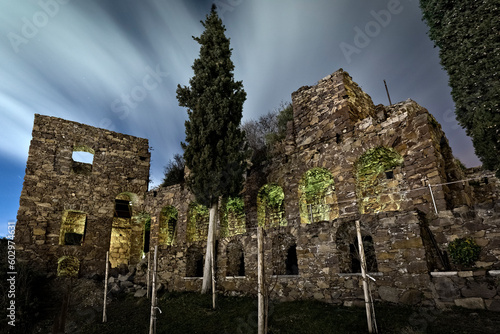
xmin=60 ymin=211 xmax=87 ymax=246
xmin=72 ymin=145 xmax=95 ymax=175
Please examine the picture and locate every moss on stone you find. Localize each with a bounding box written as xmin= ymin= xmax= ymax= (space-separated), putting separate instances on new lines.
xmin=57 ymin=256 xmax=80 ymax=277
xmin=298 ymin=168 xmax=338 ymax=224
xmin=257 ymin=184 xmax=286 ymax=228
xmin=186 ymin=202 xmax=209 ymax=242
xmin=160 ymin=206 xmax=178 ymax=246
xmin=355 ymin=147 xmax=404 ymax=214
xmin=220 ymin=197 xmax=246 ymax=238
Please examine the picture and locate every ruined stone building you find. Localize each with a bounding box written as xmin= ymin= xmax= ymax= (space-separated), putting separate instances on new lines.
xmin=15 ymin=69 xmax=500 ymax=311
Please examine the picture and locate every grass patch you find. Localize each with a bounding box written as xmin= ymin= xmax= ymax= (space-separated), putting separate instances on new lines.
xmin=78 ymin=292 xmax=500 ymax=334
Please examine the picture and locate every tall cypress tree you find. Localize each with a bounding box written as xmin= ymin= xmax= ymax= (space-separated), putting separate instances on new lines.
xmin=177 ymin=5 xmax=247 ymax=294
xmin=419 ymin=0 xmax=500 ymax=176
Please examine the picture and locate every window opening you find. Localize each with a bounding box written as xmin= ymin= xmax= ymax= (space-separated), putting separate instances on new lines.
xmin=114 ymin=199 xmax=132 ymax=218
xmin=59 ymin=211 xmax=87 ymax=246
xmin=285 ymin=245 xmax=299 ymax=275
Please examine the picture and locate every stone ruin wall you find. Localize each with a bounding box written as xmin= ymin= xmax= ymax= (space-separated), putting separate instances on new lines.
xmin=15 ymin=114 xmax=150 ymax=275
xmin=138 ymin=70 xmax=499 ymax=310
xmin=14 ymin=70 xmax=500 ymax=311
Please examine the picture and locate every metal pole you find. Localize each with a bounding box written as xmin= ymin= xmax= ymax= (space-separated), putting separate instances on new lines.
xmin=384 ymin=80 xmax=392 ymax=105
xmin=356 ymin=220 xmax=373 ymax=333
xmin=428 ymin=183 xmax=439 ymax=214
xmin=149 ymin=246 xmax=158 ymax=334
xmin=103 ymin=251 xmax=109 ymax=323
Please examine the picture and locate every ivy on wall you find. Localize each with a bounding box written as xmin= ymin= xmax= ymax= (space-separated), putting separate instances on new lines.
xmin=159 ymin=206 xmax=178 ymax=246
xmin=298 ymin=167 xmax=338 ymax=224
xmin=257 ymin=184 xmax=286 ymax=228
xmin=57 ymin=256 xmax=80 ymax=277
xmin=355 ymin=147 xmax=404 ymax=214
xmin=186 ymin=202 xmax=209 ymax=242
xmin=220 ymin=197 xmax=246 ymax=238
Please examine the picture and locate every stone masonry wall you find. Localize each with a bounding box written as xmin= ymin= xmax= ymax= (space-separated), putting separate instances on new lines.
xmin=15 ymin=114 xmax=150 ymax=276
xmin=14 ymin=69 xmax=500 ymax=311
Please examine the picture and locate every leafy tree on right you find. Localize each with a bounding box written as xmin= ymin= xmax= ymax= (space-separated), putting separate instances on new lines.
xmin=419 ymin=0 xmax=500 ymax=176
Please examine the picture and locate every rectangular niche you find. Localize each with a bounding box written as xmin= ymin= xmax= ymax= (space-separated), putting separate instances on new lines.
xmin=59 ymin=210 xmax=87 ymax=245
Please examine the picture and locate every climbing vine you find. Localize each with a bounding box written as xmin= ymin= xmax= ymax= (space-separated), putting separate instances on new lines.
xmin=220 ymin=197 xmax=246 ymax=238
xmin=159 ymin=206 xmax=177 ymax=246
xmin=186 ymin=202 xmax=209 ymax=242
xmin=257 ymin=184 xmax=286 ymax=228
xmin=355 ymin=147 xmax=404 ymax=213
xmin=298 ymin=168 xmax=337 ymax=223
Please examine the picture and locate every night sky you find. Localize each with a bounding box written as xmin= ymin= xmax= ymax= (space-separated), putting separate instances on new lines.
xmin=0 ymin=0 xmax=480 ymax=236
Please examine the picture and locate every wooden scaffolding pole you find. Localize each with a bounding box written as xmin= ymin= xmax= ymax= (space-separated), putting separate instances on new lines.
xmin=149 ymin=246 xmax=158 ymax=334
xmin=102 ymin=251 xmax=109 ymax=323
xmin=257 ymin=226 xmax=265 ymax=334
xmin=147 ymin=251 xmax=151 ymax=299
xmin=356 ymin=220 xmax=377 ymax=333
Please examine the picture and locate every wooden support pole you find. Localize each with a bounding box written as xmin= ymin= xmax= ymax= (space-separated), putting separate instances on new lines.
xmin=257 ymin=226 xmax=265 ymax=334
xmin=428 ymin=183 xmax=439 ymax=214
xmin=356 ymin=220 xmax=374 ymax=334
xmin=211 ymin=237 xmax=216 ymax=310
xmin=149 ymin=246 xmax=158 ymax=334
xmin=103 ymin=251 xmax=109 ymax=323
xmin=147 ymin=251 xmax=151 ymax=299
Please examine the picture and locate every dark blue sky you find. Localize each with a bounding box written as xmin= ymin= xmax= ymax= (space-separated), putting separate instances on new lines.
xmin=0 ymin=0 xmax=480 ymax=236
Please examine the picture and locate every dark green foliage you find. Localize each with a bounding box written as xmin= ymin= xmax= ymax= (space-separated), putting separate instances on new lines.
xmin=265 ymin=101 xmax=293 ymax=146
xmin=448 ymin=237 xmax=481 ymax=267
xmin=242 ymin=101 xmax=293 ymax=166
xmin=162 ymin=153 xmax=185 ymax=187
xmin=177 ymin=5 xmax=247 ymax=206
xmin=419 ymin=0 xmax=500 ymax=177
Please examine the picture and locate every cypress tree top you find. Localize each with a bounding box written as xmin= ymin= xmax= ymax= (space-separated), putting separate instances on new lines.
xmin=177 ymin=5 xmax=247 ymax=207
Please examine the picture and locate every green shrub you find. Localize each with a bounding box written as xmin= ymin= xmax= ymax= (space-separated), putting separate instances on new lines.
xmin=448 ymin=237 xmax=481 ymax=267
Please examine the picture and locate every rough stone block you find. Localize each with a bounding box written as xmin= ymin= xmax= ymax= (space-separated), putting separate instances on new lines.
xmin=378 ymin=286 xmax=399 ymax=303
xmin=461 ymin=282 xmax=497 ymax=299
xmin=454 ymin=298 xmax=485 ymax=310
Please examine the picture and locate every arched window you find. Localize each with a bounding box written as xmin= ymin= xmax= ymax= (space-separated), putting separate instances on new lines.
xmin=57 ymin=256 xmax=80 ymax=277
xmin=226 ymin=241 xmax=245 ymax=277
xmin=186 ymin=245 xmax=204 ymax=277
xmin=336 ymin=222 xmax=378 ymax=273
xmin=298 ymin=168 xmax=338 ymax=224
xmin=355 ymin=147 xmax=404 ymax=214
xmin=109 ymin=193 xmax=137 ymax=268
xmin=220 ymin=197 xmax=246 ymax=238
xmin=272 ymin=234 xmax=298 ymax=275
xmin=159 ymin=206 xmax=178 ymax=246
xmin=138 ymin=213 xmax=151 ymax=254
xmin=257 ymin=184 xmax=286 ymax=229
xmin=186 ymin=202 xmax=209 ymax=243
xmin=59 ymin=210 xmax=87 ymax=246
